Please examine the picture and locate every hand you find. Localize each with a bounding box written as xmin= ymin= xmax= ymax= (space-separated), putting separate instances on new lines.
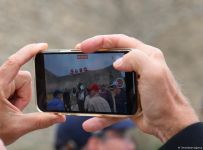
xmin=0 ymin=43 xmax=65 ymax=145
xmin=75 ymin=34 xmax=199 ymax=142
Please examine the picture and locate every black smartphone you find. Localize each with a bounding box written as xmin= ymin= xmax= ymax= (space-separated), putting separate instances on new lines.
xmin=34 ymin=49 xmax=140 ymax=116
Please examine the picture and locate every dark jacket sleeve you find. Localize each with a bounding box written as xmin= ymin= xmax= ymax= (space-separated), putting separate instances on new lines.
xmin=159 ymin=122 xmax=203 ymax=150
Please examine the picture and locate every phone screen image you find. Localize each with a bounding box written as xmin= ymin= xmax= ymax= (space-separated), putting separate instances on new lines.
xmin=35 ymin=51 xmax=138 ymax=115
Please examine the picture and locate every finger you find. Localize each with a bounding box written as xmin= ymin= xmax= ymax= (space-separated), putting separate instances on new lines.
xmin=19 ymin=113 xmax=66 ymax=134
xmin=82 ymin=117 xmax=124 ymax=132
xmin=0 ymin=43 xmax=48 ymax=86
xmin=113 ymin=49 xmax=151 ymax=73
xmin=76 ymin=34 xmax=143 ymax=53
xmin=10 ymin=71 xmax=32 ymax=110
xmin=0 ymin=139 xmax=5 ymax=150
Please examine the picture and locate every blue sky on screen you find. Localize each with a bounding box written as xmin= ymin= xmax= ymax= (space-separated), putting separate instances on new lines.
xmin=44 ymin=53 xmax=124 ymax=76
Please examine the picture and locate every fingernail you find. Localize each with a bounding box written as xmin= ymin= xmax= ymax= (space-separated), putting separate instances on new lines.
xmin=75 ymin=43 xmax=81 ymax=49
xmin=55 ymin=115 xmax=66 ymax=123
xmin=113 ymin=57 xmax=123 ymax=67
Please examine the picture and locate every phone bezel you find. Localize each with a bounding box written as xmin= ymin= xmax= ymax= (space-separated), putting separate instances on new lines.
xmin=34 ymin=49 xmax=140 ymax=117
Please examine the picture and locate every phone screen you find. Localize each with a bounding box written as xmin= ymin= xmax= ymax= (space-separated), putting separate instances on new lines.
xmin=35 ymin=50 xmax=138 ymax=115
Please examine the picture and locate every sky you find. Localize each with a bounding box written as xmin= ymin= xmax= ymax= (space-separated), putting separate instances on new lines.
xmin=44 ymin=53 xmax=124 ymax=76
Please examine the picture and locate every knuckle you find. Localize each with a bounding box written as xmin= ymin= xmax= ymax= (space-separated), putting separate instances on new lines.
xmin=144 ymin=44 xmax=165 ymax=60
xmin=20 ymin=71 xmax=32 ymax=81
xmin=35 ymin=117 xmax=46 ymax=129
xmin=35 ymin=116 xmax=55 ymax=129
xmin=17 ymin=71 xmax=32 ymax=85
xmin=150 ymin=65 xmax=167 ymax=81
xmin=6 ymin=56 xmax=20 ymax=68
xmin=35 ymin=121 xmax=43 ymax=129
xmin=152 ymin=49 xmax=164 ymax=60
xmin=102 ymin=37 xmax=113 ymax=48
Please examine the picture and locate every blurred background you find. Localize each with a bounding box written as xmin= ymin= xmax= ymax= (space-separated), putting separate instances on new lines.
xmin=0 ymin=0 xmax=203 ymax=149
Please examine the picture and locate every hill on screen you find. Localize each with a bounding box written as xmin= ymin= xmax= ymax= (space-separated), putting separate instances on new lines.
xmin=45 ymin=65 xmax=122 ymax=92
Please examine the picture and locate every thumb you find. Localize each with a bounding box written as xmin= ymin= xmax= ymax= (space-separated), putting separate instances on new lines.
xmin=113 ymin=49 xmax=150 ymax=73
xmin=19 ymin=112 xmax=66 ymax=134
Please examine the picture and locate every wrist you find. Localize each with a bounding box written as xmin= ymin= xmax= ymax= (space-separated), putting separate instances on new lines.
xmin=156 ymin=103 xmax=199 ymax=143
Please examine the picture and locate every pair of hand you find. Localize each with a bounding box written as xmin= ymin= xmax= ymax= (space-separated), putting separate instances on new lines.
xmin=0 ymin=34 xmax=199 ymax=145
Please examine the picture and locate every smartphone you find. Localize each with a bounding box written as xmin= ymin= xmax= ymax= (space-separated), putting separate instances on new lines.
xmin=34 ymin=49 xmax=140 ymax=116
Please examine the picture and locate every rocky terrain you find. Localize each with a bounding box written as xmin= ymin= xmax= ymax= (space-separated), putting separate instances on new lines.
xmin=0 ymin=0 xmax=203 ymax=149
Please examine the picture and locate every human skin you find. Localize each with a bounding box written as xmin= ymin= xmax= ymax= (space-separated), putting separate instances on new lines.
xmin=85 ymin=134 xmax=135 ymax=150
xmin=75 ymin=34 xmax=199 ymax=143
xmin=0 ymin=43 xmax=66 ymax=145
